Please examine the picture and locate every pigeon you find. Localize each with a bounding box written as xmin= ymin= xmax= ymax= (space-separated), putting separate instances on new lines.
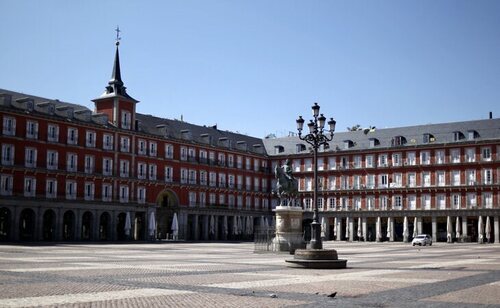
xmin=327 ymin=292 xmax=337 ymax=298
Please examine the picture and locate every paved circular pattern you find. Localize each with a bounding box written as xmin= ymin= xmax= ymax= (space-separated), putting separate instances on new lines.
xmin=0 ymin=242 xmax=499 ymax=307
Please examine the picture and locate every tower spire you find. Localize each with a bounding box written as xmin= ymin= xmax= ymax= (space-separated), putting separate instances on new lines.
xmin=96 ymin=26 xmax=137 ymax=102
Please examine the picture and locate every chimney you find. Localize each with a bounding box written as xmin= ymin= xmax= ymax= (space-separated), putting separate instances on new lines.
xmin=489 ymin=111 xmax=493 ymax=119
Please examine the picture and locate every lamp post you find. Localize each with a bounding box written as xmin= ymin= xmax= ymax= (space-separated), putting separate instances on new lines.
xmin=296 ymin=103 xmax=336 ymax=250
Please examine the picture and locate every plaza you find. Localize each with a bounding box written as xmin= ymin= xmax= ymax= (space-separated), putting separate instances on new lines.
xmin=0 ymin=242 xmax=499 ymax=307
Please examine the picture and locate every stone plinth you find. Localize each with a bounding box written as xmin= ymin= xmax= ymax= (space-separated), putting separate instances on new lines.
xmin=286 ymin=249 xmax=347 ymax=269
xmin=272 ymin=205 xmax=305 ymax=252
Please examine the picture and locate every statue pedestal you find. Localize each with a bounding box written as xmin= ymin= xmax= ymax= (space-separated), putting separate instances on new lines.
xmin=272 ymin=205 xmax=305 ymax=253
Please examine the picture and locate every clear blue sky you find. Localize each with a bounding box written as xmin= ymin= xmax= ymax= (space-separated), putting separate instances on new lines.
xmin=1 ymin=1 xmax=499 ymax=138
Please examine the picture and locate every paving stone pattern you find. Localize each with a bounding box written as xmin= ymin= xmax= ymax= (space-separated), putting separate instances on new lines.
xmin=0 ymin=242 xmax=499 ymax=307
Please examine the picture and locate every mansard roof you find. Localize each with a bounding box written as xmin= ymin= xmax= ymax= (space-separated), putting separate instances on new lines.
xmin=263 ymin=118 xmax=500 ymax=156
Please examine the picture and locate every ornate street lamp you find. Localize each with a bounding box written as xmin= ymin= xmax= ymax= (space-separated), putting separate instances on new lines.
xmin=296 ymin=103 xmax=336 ymax=249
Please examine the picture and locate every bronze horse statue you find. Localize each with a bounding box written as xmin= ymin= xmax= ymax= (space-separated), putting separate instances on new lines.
xmin=274 ymin=160 xmax=298 ymax=206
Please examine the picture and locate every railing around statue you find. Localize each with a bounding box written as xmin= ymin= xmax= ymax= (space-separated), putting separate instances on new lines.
xmin=253 ymin=226 xmax=305 ymax=254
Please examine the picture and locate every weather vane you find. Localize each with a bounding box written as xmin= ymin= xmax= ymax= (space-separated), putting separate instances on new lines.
xmin=115 ymin=26 xmax=121 ymax=45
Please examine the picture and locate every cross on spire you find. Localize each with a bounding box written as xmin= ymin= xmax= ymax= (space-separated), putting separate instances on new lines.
xmin=115 ymin=26 xmax=121 ymax=46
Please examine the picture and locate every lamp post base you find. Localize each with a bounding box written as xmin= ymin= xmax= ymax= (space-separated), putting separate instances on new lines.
xmin=308 ymin=221 xmax=323 ymax=250
xmin=286 ymin=248 xmax=347 ymax=269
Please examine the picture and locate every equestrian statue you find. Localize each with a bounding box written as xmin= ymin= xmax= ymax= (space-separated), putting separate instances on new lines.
xmin=274 ymin=159 xmax=298 ymax=206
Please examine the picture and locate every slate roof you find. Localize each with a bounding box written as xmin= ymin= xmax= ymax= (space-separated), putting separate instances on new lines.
xmin=263 ymin=118 xmax=500 ymax=156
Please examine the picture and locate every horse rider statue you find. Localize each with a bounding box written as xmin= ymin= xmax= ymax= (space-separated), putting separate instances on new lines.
xmin=274 ymin=159 xmax=298 ymax=206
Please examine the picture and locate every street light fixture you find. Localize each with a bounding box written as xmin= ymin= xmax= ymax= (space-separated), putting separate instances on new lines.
xmin=296 ymin=103 xmax=336 ymax=250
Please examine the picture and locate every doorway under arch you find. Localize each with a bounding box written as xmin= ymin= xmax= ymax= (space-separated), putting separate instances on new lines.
xmin=62 ymin=210 xmax=75 ymax=241
xmin=0 ymin=207 xmax=11 ymax=241
xmin=19 ymin=208 xmax=36 ymax=241
xmin=156 ymin=189 xmax=180 ymax=240
xmin=42 ymin=209 xmax=56 ymax=241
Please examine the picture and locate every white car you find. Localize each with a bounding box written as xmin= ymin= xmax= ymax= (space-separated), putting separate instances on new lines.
xmin=412 ymin=234 xmax=432 ymax=246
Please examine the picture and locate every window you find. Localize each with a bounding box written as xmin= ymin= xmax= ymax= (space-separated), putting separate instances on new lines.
xmin=119 ymin=185 xmax=129 ymax=203
xmin=465 ymin=148 xmax=475 ymax=162
xmin=165 ymin=166 xmax=173 ymax=182
xmin=406 ymin=152 xmax=416 ymax=165
xmin=149 ymin=142 xmax=157 ymax=157
xmin=188 ymin=169 xmax=196 ymax=184
xmin=305 ymin=158 xmax=313 ymax=171
xmin=379 ymin=196 xmax=388 ymax=210
xmin=228 ymin=154 xmax=234 ymax=167
xmin=453 ymin=131 xmax=464 ymax=142
xmin=353 ymin=175 xmax=361 ymax=189
xmin=102 ymin=183 xmax=112 ymax=201
xmin=422 ymin=194 xmax=431 ymax=210
xmin=407 ymin=173 xmax=416 ymax=187
xmin=369 ymin=138 xmax=379 ymax=148
xmin=340 ymin=157 xmax=349 ymax=169
xmin=274 ymin=146 xmax=284 ymax=154
xmin=393 ymin=173 xmax=402 ymax=187
xmin=85 ymin=131 xmax=96 ymax=147
xmin=209 ymin=193 xmax=216 ymax=205
xmin=423 ymin=133 xmax=435 ymax=144
xmin=328 ymin=157 xmax=337 ymax=170
xmin=25 ymin=147 xmax=37 ymax=168
xmin=366 ymin=196 xmax=375 ymax=210
xmin=365 ymin=155 xmax=374 ymax=168
xmin=262 ymin=178 xmax=268 ymax=192
xmin=437 ymin=194 xmax=446 ymax=209
xmin=466 ymin=170 xmax=476 ymax=185
xmin=304 ymin=198 xmax=312 ymax=211
xmin=483 ymin=192 xmax=493 ymax=209
xmin=103 ymin=157 xmax=113 ymax=176
xmin=47 ymin=124 xmax=59 ymax=142
xmin=218 ymin=153 xmax=226 ymax=166
xmin=466 ymin=193 xmax=477 ymax=208
xmin=188 ymin=191 xmax=196 ymax=206
xmin=199 ymin=192 xmax=206 ymax=207
xmin=66 ymin=153 xmax=77 ymax=172
xmin=422 ymin=172 xmax=431 ymax=187
xmin=218 ymin=173 xmax=226 ymax=188
xmin=120 ymin=136 xmax=130 ymax=152
xmin=84 ymin=182 xmax=95 ymax=201
xmin=353 ymin=156 xmax=362 ymax=168
xmin=180 ymin=168 xmax=188 ymax=184
xmin=219 ymin=194 xmax=225 ymax=205
xmin=391 ymin=136 xmax=406 ymax=146
xmin=467 ymin=130 xmax=478 ymax=140
xmin=137 ymin=162 xmax=147 ymax=179
xmin=24 ymin=177 xmax=36 ymax=197
xmin=138 ymin=139 xmax=147 ymax=155
xmin=452 ymin=194 xmax=461 ymax=209
xmin=47 ymin=150 xmax=58 ymax=170
xmin=180 ymin=147 xmax=187 ymax=161
xmin=378 ymin=174 xmax=388 ymax=188
xmin=378 ymin=154 xmax=388 ymax=167
xmin=296 ymin=144 xmax=306 ymax=153
xmin=237 ymin=175 xmax=243 ymax=190
xmin=137 ymin=187 xmax=146 ymax=204
xmin=209 ymin=172 xmax=216 ymax=187
xmin=408 ymin=195 xmax=416 ymax=210
xmin=67 ymin=127 xmax=78 ymax=145
xmin=149 ymin=164 xmax=157 ymax=181
xmin=482 ymin=169 xmax=492 ymax=185
xmin=46 ymin=178 xmax=57 ymax=198
xmin=1 ymin=144 xmax=14 ymax=166
xmin=26 ymin=121 xmax=38 ymax=139
xmin=237 ymin=195 xmax=243 ymax=209
xmin=65 ymin=180 xmax=77 ymax=200
xmin=420 ymin=151 xmax=430 ymax=165
xmin=481 ymin=147 xmax=491 ymax=161
xmin=200 ymin=170 xmax=207 ymax=185
xmin=120 ymin=160 xmax=130 ymax=177
xmin=366 ymin=174 xmax=375 ymax=189
xmin=254 ymin=196 xmax=261 ymax=209
xmin=246 ymin=176 xmax=252 ymax=190
xmin=121 ymin=111 xmax=131 ymax=129
xmin=391 ymin=153 xmax=401 ymax=167
xmin=452 ymin=170 xmax=461 ymax=186
xmin=437 ymin=171 xmax=446 ymax=186
xmin=293 ymin=159 xmax=301 ymax=172
xmin=451 ymin=149 xmax=460 ymax=163
xmin=165 ymin=144 xmax=174 ymax=159
xmin=103 ymin=134 xmax=113 ymax=150
xmin=2 ymin=116 xmax=16 ymax=136
xmin=228 ymin=174 xmax=235 ymax=188
xmin=199 ymin=150 xmax=207 ymax=163
xmin=246 ymin=157 xmax=251 ymax=170
xmin=236 ymin=156 xmax=243 ymax=168
xmin=0 ymin=174 xmax=13 ymax=196
xmin=84 ymin=155 xmax=94 ymax=174
xmin=393 ymin=195 xmax=402 ymax=210
xmin=435 ymin=150 xmax=445 ymax=164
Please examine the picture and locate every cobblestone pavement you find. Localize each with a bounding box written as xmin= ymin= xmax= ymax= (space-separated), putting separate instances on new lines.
xmin=0 ymin=241 xmax=499 ymax=307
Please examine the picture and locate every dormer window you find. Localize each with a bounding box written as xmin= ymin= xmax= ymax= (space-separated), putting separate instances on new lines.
xmin=467 ymin=130 xmax=479 ymax=140
xmin=275 ymin=145 xmax=285 ymax=154
xmin=343 ymin=140 xmax=354 ymax=149
xmin=369 ymin=138 xmax=379 ymax=148
xmin=48 ymin=104 xmax=55 ymax=115
xmin=391 ymin=136 xmax=407 ymax=147
xmin=296 ymin=144 xmax=306 ymax=153
xmin=423 ymin=133 xmax=435 ymax=144
xmin=453 ymin=131 xmax=464 ymax=142
xmin=26 ymin=101 xmax=34 ymax=111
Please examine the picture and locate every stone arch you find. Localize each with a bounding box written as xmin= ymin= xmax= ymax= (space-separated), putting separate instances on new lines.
xmin=19 ymin=208 xmax=36 ymax=241
xmin=99 ymin=212 xmax=111 ymax=241
xmin=81 ymin=211 xmax=93 ymax=241
xmin=62 ymin=210 xmax=75 ymax=241
xmin=42 ymin=209 xmax=56 ymax=241
xmin=0 ymin=207 xmax=12 ymax=241
xmin=156 ymin=189 xmax=180 ymax=208
xmin=156 ymin=189 xmax=180 ymax=240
